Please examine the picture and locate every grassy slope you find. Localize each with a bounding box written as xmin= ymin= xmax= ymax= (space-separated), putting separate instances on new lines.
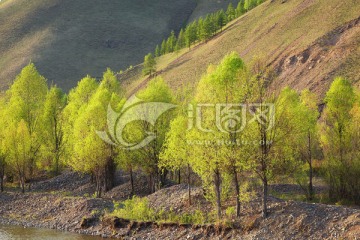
xmin=0 ymin=0 xmax=246 ymax=92
xmin=134 ymin=0 xmax=360 ymax=98
xmin=0 ymin=0 xmax=196 ymax=91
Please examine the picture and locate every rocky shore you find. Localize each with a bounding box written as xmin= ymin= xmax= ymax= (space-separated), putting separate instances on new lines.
xmin=0 ymin=171 xmax=359 ymax=239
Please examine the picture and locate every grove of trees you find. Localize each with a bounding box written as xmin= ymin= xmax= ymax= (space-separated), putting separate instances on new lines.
xmin=152 ymin=0 xmax=265 ymax=58
xmin=1 ymin=50 xmax=359 ymax=221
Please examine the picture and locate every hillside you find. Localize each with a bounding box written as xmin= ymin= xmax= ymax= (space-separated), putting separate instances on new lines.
xmin=125 ymin=0 xmax=360 ymax=98
xmin=0 ymin=0 xmax=245 ymax=92
xmin=0 ymin=0 xmax=196 ymax=91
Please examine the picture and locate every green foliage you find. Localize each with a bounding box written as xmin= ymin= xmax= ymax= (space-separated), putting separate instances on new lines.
xmin=319 ymin=77 xmax=360 ymax=203
xmin=64 ymin=69 xmax=122 ymax=197
xmin=113 ymin=196 xmax=156 ymax=221
xmin=153 ymin=0 xmax=264 ymax=56
xmin=112 ymin=197 xmax=207 ymax=224
xmin=185 ymin=21 xmax=198 ymax=49
xmin=62 ymin=75 xmax=98 ymax=163
xmin=236 ymin=0 xmax=246 ymax=16
xmin=41 ymin=86 xmax=67 ymax=173
xmin=244 ymin=0 xmax=257 ymax=11
xmin=166 ymin=31 xmax=176 ymax=53
xmin=142 ymin=53 xmax=157 ymax=77
xmin=2 ymin=63 xmax=48 ymax=192
xmin=175 ymin=28 xmax=186 ymax=51
xmin=226 ymin=3 xmax=236 ymax=22
xmin=128 ymin=77 xmax=175 ymax=191
xmin=186 ymin=52 xmax=248 ymax=218
xmin=160 ymin=115 xmax=188 ymax=171
xmin=155 ymin=45 xmax=161 ymax=57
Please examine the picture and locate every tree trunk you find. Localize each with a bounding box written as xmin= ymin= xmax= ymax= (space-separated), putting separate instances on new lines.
xmin=21 ymin=175 xmax=25 ymax=194
xmin=233 ymin=168 xmax=241 ymax=218
xmin=0 ymin=177 xmax=3 ymax=192
xmin=95 ymin=172 xmax=102 ymax=198
xmin=54 ymin=154 xmax=60 ymax=176
xmin=129 ymin=167 xmax=134 ymax=196
xmin=149 ymin=174 xmax=155 ymax=193
xmin=0 ymin=163 xmax=4 ymax=192
xmin=0 ymin=175 xmax=3 ymax=192
xmin=308 ymin=132 xmax=314 ymax=200
xmin=103 ymin=157 xmax=116 ymax=192
xmin=187 ymin=164 xmax=191 ymax=206
xmin=178 ymin=169 xmax=181 ymax=184
xmin=159 ymin=168 xmax=168 ymax=189
xmin=262 ymin=176 xmax=268 ymax=218
xmin=214 ymin=168 xmax=222 ymax=219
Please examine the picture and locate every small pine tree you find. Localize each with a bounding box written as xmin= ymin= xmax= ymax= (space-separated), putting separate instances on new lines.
xmin=160 ymin=40 xmax=167 ymax=55
xmin=200 ymin=16 xmax=213 ymax=41
xmin=217 ymin=10 xmax=227 ymax=31
xmin=155 ymin=45 xmax=161 ymax=57
xmin=175 ymin=28 xmax=185 ymax=51
xmin=226 ymin=3 xmax=235 ymax=22
xmin=185 ymin=21 xmax=198 ymax=49
xmin=236 ymin=0 xmax=246 ymax=16
xmin=142 ymin=53 xmax=157 ymax=77
xmin=244 ymin=0 xmax=257 ymax=11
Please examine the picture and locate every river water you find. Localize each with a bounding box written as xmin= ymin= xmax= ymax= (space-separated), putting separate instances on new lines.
xmin=0 ymin=224 xmax=103 ymax=240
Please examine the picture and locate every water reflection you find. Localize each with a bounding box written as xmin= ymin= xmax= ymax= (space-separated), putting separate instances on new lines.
xmin=0 ymin=225 xmax=103 ymax=240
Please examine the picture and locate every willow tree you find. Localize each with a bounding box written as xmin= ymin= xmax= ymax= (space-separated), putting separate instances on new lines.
xmin=319 ymin=77 xmax=356 ymax=201
xmin=0 ymin=96 xmax=6 ymax=192
xmin=41 ymin=86 xmax=67 ymax=174
xmin=62 ymin=75 xmax=98 ymax=163
xmin=245 ymin=59 xmax=307 ymax=217
xmin=186 ymin=52 xmax=249 ymax=219
xmin=128 ymin=77 xmax=175 ymax=193
xmin=348 ymin=101 xmax=360 ymax=204
xmin=69 ymin=69 xmax=122 ymax=197
xmin=160 ymin=115 xmax=192 ymax=204
xmin=4 ymin=63 xmax=48 ymax=190
xmin=3 ymin=120 xmax=31 ymax=193
xmin=298 ymin=90 xmax=320 ymax=200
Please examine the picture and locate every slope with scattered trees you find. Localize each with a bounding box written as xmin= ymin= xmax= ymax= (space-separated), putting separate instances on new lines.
xmin=0 ymin=0 xmax=359 ymax=239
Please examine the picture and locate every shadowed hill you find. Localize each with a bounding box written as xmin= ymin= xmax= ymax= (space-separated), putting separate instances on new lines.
xmin=188 ymin=0 xmax=240 ymax=22
xmin=127 ymin=0 xmax=360 ymax=98
xmin=0 ymin=0 xmax=196 ymax=91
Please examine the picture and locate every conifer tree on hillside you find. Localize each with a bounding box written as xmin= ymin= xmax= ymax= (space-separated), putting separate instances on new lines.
xmin=185 ymin=21 xmax=198 ymax=49
xmin=166 ymin=30 xmax=176 ymax=53
xmin=160 ymin=40 xmax=167 ymax=55
xmin=226 ymin=3 xmax=236 ymax=22
xmin=155 ymin=45 xmax=161 ymax=57
xmin=236 ymin=0 xmax=246 ymax=16
xmin=217 ymin=10 xmax=227 ymax=31
xmin=142 ymin=53 xmax=157 ymax=77
xmin=175 ymin=28 xmax=186 ymax=51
